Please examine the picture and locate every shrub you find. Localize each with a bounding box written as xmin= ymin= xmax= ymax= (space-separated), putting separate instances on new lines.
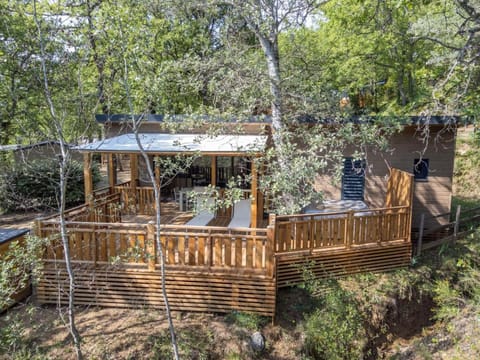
xmin=0 ymin=159 xmax=100 ymax=212
xmin=303 ymin=282 xmax=365 ymax=360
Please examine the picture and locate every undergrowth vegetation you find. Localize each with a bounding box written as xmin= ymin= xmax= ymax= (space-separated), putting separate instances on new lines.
xmin=294 ymin=226 xmax=480 ymax=359
xmin=453 ymin=128 xmax=480 ymax=200
xmin=0 ymin=159 xmax=100 ymax=213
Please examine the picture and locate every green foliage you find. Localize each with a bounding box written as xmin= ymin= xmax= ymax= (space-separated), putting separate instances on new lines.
xmin=0 ymin=313 xmax=27 ymax=355
xmin=0 ymin=307 xmax=44 ymax=359
xmin=432 ymin=279 xmax=462 ymax=322
xmin=453 ymin=133 xmax=480 ymax=200
xmin=0 ymin=159 xmax=100 ymax=212
xmin=303 ymin=281 xmax=365 ymax=360
xmin=0 ymin=236 xmax=47 ymax=310
xmin=225 ymin=311 xmax=269 ymax=331
xmin=146 ymin=326 xmax=214 ymax=360
xmin=258 ymin=121 xmax=400 ymax=215
xmin=415 ymin=228 xmax=480 ymax=323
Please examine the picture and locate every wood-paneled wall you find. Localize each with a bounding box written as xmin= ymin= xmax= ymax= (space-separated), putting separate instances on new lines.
xmin=38 ymin=264 xmax=276 ymax=316
xmin=315 ymin=125 xmax=456 ymax=229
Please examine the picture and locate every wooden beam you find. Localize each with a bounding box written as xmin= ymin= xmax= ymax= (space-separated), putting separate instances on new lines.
xmin=154 ymin=156 xmax=161 ymax=188
xmin=250 ymin=160 xmax=258 ymax=228
xmin=211 ymin=155 xmax=217 ymax=186
xmin=83 ymin=153 xmax=93 ymax=205
xmin=108 ymin=153 xmax=117 ymax=189
xmin=257 ymin=162 xmax=265 ymax=224
xmin=130 ymin=154 xmax=138 ymax=214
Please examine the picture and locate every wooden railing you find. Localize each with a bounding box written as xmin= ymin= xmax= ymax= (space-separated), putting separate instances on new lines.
xmin=37 ymin=221 xmax=273 ymax=276
xmin=113 ymin=184 xmax=155 ymax=215
xmin=273 ymin=206 xmax=410 ymax=254
xmin=37 ymin=193 xmax=122 ymax=224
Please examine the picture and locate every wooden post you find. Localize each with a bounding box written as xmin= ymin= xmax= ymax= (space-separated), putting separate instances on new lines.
xmin=108 ymin=153 xmax=117 ymax=190
xmin=416 ymin=213 xmax=425 ymax=256
xmin=130 ymin=154 xmax=138 ymax=213
xmin=453 ymin=205 xmax=461 ymax=244
xmin=211 ymin=155 xmax=217 ymax=187
xmin=207 ymin=228 xmax=213 ymax=267
xmin=83 ymin=153 xmax=93 ymax=205
xmin=346 ymin=210 xmax=354 ymax=249
xmin=268 ymin=213 xmax=276 ymax=253
xmin=147 ymin=222 xmax=156 ymax=271
xmin=154 ymin=156 xmax=161 ymax=188
xmin=266 ymin=224 xmax=275 ymax=278
xmin=250 ymin=160 xmax=258 ymax=228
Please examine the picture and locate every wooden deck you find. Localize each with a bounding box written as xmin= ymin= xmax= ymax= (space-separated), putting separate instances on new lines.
xmin=34 ymin=168 xmax=414 ymax=319
xmin=120 ymin=201 xmax=269 ymax=228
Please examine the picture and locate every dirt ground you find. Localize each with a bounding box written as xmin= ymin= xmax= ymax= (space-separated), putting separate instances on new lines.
xmin=1 ymin=297 xmax=302 ymax=359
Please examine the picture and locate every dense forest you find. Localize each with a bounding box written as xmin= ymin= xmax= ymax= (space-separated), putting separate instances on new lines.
xmin=1 ymin=0 xmax=479 ymax=146
xmin=2 ymin=1 xmax=480 ymax=359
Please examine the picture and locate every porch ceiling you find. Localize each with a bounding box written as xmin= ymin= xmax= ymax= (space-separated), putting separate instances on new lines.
xmin=75 ymin=133 xmax=267 ymax=155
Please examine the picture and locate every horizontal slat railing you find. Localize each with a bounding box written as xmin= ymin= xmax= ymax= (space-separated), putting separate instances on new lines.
xmin=274 ymin=206 xmax=410 ymax=254
xmin=37 ymin=221 xmax=272 ymax=276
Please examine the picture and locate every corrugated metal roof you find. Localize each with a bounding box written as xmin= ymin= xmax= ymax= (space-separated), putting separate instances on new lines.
xmin=75 ymin=133 xmax=267 ymax=154
xmin=95 ymin=114 xmax=467 ymax=125
xmin=95 ymin=114 xmax=271 ymax=124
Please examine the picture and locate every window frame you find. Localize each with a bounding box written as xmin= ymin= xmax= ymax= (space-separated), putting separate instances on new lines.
xmin=413 ymin=158 xmax=429 ymax=181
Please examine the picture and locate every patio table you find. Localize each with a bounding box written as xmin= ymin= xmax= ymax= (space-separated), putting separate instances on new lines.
xmin=303 ymin=199 xmax=370 ymax=217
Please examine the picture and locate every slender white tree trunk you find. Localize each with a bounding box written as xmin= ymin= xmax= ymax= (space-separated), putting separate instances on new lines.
xmin=121 ymin=46 xmax=179 ymax=356
xmin=33 ymin=2 xmax=83 ymax=358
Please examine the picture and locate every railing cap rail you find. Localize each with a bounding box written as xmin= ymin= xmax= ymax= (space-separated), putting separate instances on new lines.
xmin=275 ymin=205 xmax=409 ymax=220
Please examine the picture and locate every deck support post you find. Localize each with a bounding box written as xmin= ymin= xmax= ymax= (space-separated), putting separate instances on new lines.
xmin=107 ymin=153 xmax=117 ymax=191
xmin=83 ymin=153 xmax=93 ymax=205
xmin=266 ymin=214 xmax=276 ymax=278
xmin=154 ymin=156 xmax=161 ymax=188
xmin=211 ymin=155 xmax=217 ymax=187
xmin=346 ymin=211 xmax=354 ymax=249
xmin=250 ymin=160 xmax=258 ymax=228
xmin=147 ymin=222 xmax=156 ymax=271
xmin=130 ymin=154 xmax=138 ymax=213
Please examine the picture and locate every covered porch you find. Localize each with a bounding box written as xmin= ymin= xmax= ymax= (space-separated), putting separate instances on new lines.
xmin=80 ymin=133 xmax=268 ymax=229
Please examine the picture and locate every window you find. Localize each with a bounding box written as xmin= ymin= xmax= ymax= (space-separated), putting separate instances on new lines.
xmin=413 ymin=159 xmax=429 ymax=181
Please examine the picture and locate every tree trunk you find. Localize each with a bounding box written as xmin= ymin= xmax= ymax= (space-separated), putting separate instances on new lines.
xmin=33 ymin=2 xmax=84 ymax=357
xmin=86 ymin=0 xmax=109 ymax=114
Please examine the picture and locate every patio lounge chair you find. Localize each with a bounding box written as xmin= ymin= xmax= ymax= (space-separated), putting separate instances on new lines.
xmin=185 ymin=197 xmax=215 ymax=226
xmin=227 ymin=199 xmax=251 ymax=229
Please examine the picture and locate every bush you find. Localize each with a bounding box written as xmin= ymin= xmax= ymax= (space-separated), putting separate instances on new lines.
xmin=0 ymin=159 xmax=100 ymax=212
xmin=303 ymin=282 xmax=365 ymax=360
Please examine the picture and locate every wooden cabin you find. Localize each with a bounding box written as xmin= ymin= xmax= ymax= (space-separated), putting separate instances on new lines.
xmin=33 ymin=115 xmax=418 ymax=317
xmin=31 ymin=114 xmax=458 ymax=318
xmin=96 ymin=114 xmax=458 ymax=231
xmin=0 ymin=140 xmax=83 ymax=163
